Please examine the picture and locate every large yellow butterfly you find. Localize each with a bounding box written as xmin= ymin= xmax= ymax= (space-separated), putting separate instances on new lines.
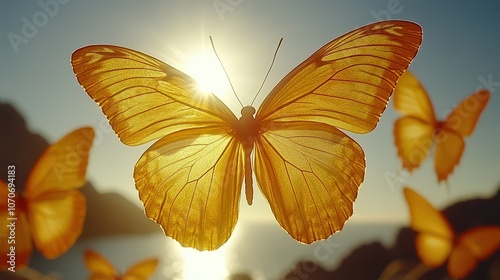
xmin=84 ymin=249 xmax=158 ymax=280
xmin=71 ymin=20 xmax=422 ymax=250
xmin=403 ymin=187 xmax=500 ymax=278
xmin=0 ymin=127 xmax=94 ymax=270
xmin=394 ymin=71 xmax=490 ymax=183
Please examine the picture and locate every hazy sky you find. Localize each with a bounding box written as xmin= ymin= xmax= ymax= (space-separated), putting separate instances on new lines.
xmin=1 ymin=0 xmax=499 ymax=228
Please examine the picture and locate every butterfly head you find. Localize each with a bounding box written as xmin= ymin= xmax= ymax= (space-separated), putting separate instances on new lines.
xmin=241 ymin=106 xmax=256 ymax=117
xmin=234 ymin=106 xmax=259 ymax=146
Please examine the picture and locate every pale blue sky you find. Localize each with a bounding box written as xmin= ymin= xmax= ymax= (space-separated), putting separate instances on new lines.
xmin=1 ymin=0 xmax=499 ymax=229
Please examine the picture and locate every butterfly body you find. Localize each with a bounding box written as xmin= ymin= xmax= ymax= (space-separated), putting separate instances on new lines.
xmin=72 ymin=20 xmax=422 ymax=250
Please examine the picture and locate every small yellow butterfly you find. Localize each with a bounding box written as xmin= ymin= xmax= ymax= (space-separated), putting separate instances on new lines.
xmin=84 ymin=249 xmax=158 ymax=280
xmin=0 ymin=127 xmax=94 ymax=270
xmin=394 ymin=71 xmax=490 ymax=183
xmin=404 ymin=187 xmax=500 ymax=278
xmin=71 ymin=20 xmax=422 ymax=250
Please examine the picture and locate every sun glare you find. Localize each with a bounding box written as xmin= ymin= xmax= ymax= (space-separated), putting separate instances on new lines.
xmin=181 ymin=246 xmax=229 ymax=280
xmin=185 ymin=52 xmax=229 ymax=95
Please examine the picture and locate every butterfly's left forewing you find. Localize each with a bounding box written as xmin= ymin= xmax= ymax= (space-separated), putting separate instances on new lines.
xmin=254 ymin=21 xmax=422 ymax=243
xmin=134 ymin=126 xmax=244 ymax=251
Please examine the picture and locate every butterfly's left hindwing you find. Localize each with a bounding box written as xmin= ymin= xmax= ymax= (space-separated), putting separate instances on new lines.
xmin=134 ymin=127 xmax=244 ymax=250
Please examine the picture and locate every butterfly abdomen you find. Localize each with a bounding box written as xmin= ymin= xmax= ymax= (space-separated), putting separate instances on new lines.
xmin=235 ymin=106 xmax=261 ymax=205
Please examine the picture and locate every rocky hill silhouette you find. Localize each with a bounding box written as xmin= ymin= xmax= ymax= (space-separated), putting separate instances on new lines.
xmin=0 ymin=103 xmax=160 ymax=239
xmin=282 ymin=187 xmax=500 ymax=280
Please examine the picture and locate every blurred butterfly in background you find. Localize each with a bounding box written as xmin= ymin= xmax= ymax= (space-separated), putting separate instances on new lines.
xmin=71 ymin=20 xmax=422 ymax=250
xmin=403 ymin=187 xmax=500 ymax=278
xmin=0 ymin=127 xmax=94 ymax=270
xmin=84 ymin=249 xmax=158 ymax=280
xmin=393 ymin=71 xmax=490 ymax=183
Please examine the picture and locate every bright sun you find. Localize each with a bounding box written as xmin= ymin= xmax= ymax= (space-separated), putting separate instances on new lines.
xmin=185 ymin=52 xmax=229 ymax=95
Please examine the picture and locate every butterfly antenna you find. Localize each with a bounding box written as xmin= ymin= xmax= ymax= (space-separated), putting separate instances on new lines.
xmin=209 ymin=36 xmax=243 ymax=108
xmin=251 ymin=38 xmax=283 ymax=106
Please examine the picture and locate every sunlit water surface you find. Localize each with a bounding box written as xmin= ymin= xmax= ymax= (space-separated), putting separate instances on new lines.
xmin=28 ymin=221 xmax=401 ymax=280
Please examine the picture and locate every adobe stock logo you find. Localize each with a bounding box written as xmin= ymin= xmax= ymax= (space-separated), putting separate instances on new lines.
xmin=7 ymin=0 xmax=71 ymax=54
xmin=213 ymin=0 xmax=243 ymax=20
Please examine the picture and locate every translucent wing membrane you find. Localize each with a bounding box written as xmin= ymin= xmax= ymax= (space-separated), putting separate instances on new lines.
xmin=72 ymin=45 xmax=238 ymax=146
xmin=257 ymin=21 xmax=422 ymax=134
xmin=255 ymin=122 xmax=365 ymax=243
xmin=72 ymin=20 xmax=423 ymax=250
xmin=134 ymin=127 xmax=244 ymax=250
